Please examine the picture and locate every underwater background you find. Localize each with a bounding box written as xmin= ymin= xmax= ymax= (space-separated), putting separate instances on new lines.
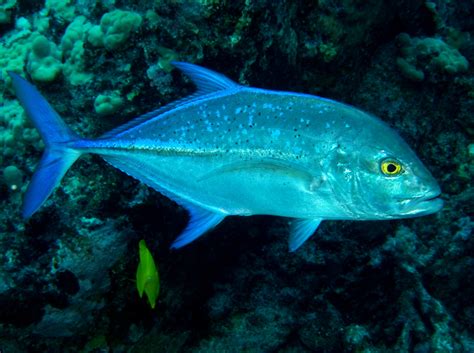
xmin=0 ymin=0 xmax=473 ymax=352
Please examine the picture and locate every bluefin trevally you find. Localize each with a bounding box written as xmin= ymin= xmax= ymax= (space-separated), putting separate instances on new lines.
xmin=9 ymin=62 xmax=443 ymax=251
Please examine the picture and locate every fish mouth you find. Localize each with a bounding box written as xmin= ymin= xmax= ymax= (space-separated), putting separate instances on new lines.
xmin=397 ymin=191 xmax=444 ymax=217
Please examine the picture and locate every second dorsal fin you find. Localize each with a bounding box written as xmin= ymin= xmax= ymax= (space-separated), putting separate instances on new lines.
xmin=100 ymin=62 xmax=241 ymax=139
xmin=171 ymin=61 xmax=241 ymax=94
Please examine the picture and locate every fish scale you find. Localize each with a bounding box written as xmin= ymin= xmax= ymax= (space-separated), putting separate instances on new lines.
xmin=9 ymin=62 xmax=443 ymax=251
xmin=122 ymin=91 xmax=336 ymax=155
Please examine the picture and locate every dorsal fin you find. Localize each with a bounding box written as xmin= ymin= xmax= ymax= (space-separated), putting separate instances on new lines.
xmin=171 ymin=61 xmax=240 ymax=94
xmin=100 ymin=92 xmax=206 ymax=138
xmin=101 ymin=153 xmax=226 ymax=249
xmin=101 ymin=62 xmax=240 ymax=139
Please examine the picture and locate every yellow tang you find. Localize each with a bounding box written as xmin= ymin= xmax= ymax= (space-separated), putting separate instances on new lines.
xmin=136 ymin=239 xmax=160 ymax=309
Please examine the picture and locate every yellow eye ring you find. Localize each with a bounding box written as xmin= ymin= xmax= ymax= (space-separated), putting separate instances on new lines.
xmin=381 ymin=159 xmax=403 ymax=176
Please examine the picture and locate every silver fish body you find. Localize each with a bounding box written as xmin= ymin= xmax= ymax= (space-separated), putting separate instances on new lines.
xmin=9 ymin=62 xmax=443 ymax=251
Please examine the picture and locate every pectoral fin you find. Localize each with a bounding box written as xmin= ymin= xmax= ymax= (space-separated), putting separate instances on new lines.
xmin=288 ymin=218 xmax=323 ymax=252
xmin=171 ymin=205 xmax=225 ymax=249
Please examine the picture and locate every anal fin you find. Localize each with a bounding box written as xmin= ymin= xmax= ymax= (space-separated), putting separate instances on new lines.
xmin=171 ymin=205 xmax=225 ymax=249
xmin=288 ymin=218 xmax=323 ymax=252
xmin=102 ymin=155 xmax=225 ymax=249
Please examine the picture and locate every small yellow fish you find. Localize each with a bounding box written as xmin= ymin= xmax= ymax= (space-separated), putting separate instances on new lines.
xmin=136 ymin=239 xmax=160 ymax=309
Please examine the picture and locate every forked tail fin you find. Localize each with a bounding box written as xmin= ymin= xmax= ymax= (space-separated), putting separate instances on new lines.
xmin=9 ymin=72 xmax=82 ymax=218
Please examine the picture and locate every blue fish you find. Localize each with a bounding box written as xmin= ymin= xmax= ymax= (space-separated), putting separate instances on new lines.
xmin=9 ymin=62 xmax=443 ymax=251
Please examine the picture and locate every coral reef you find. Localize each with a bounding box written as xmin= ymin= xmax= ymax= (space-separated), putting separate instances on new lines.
xmin=0 ymin=0 xmax=472 ymax=352
xmin=0 ymin=0 xmax=16 ymax=25
xmin=88 ymin=9 xmax=142 ymax=51
xmin=396 ymin=33 xmax=469 ymax=81
xmin=26 ymin=34 xmax=62 ymax=82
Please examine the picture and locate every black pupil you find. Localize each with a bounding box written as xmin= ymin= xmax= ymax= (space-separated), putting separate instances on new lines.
xmin=387 ymin=163 xmax=397 ymax=173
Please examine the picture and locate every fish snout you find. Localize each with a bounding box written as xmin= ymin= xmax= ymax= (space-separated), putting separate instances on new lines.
xmin=398 ymin=183 xmax=443 ymax=217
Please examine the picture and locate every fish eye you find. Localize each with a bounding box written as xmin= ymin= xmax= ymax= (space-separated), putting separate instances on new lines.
xmin=380 ymin=159 xmax=403 ymax=176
